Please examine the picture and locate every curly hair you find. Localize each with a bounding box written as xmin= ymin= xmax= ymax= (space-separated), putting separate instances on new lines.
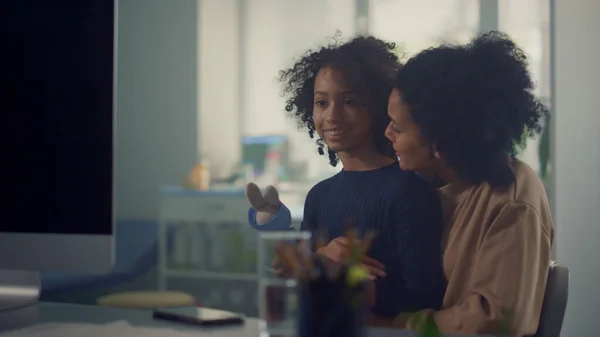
xmin=394 ymin=31 xmax=549 ymax=187
xmin=279 ymin=34 xmax=401 ymax=166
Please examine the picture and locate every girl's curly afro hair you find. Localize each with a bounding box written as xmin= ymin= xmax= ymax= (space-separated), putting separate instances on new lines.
xmin=279 ymin=34 xmax=402 ymax=166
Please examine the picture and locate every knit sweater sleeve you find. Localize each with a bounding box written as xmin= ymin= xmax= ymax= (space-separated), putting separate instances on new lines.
xmin=247 ymin=205 xmax=293 ymax=231
xmin=373 ymin=175 xmax=446 ymax=316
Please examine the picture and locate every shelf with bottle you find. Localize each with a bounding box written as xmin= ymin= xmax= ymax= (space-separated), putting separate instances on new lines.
xmin=165 ymin=221 xmax=259 ymax=275
xmin=164 ymin=269 xmax=259 ymax=281
xmin=167 ymin=277 xmax=260 ymax=317
xmin=182 ymin=153 xmax=212 ymax=191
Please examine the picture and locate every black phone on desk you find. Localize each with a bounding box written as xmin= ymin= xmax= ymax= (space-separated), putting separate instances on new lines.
xmin=152 ymin=306 xmax=245 ymax=326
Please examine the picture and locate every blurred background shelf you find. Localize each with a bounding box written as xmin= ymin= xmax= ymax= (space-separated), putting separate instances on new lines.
xmin=164 ymin=270 xmax=259 ymax=281
xmin=158 ymin=187 xmax=303 ymax=316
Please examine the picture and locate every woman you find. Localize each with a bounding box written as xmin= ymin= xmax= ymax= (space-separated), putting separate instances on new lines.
xmin=379 ymin=32 xmax=553 ymax=336
xmin=246 ymin=35 xmax=446 ymax=318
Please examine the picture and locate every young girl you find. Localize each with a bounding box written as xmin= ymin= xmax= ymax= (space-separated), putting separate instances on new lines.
xmin=246 ymin=36 xmax=445 ymax=318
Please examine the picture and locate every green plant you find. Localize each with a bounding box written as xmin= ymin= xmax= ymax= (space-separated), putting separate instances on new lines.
xmin=416 ymin=315 xmax=442 ymax=337
xmin=537 ymin=97 xmax=551 ymax=180
xmin=538 ymin=117 xmax=550 ymax=180
xmin=515 ymin=130 xmax=529 ymax=155
xmin=412 ymin=308 xmax=515 ymax=337
xmin=514 ymin=96 xmax=551 ymax=182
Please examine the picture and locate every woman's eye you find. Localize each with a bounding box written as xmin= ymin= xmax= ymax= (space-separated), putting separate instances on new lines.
xmin=344 ymin=99 xmax=357 ymax=106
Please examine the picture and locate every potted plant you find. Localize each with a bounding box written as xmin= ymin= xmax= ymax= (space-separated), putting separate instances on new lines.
xmin=275 ymin=230 xmax=373 ymax=337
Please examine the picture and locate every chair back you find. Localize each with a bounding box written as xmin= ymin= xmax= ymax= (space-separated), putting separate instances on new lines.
xmin=533 ymin=262 xmax=569 ymax=337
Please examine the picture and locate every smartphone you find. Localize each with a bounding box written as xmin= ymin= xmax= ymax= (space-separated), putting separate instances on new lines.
xmin=152 ymin=306 xmax=245 ymax=327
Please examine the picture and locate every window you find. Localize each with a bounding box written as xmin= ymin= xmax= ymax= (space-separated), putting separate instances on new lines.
xmin=242 ymin=0 xmax=356 ymax=181
xmin=499 ymin=0 xmax=551 ymax=184
xmin=369 ymin=0 xmax=480 ymax=56
xmin=240 ymin=0 xmax=483 ymax=183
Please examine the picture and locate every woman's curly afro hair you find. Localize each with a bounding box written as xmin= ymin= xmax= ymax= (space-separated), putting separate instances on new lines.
xmin=279 ymin=34 xmax=401 ymax=166
xmin=395 ymin=31 xmax=549 ymax=187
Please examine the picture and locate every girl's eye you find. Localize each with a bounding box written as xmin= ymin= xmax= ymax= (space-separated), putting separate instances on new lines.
xmin=315 ymin=100 xmax=327 ymax=107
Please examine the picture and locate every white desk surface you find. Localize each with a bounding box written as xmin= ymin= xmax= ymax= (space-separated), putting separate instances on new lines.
xmin=0 ymin=302 xmax=496 ymax=336
xmin=0 ymin=302 xmax=258 ymax=336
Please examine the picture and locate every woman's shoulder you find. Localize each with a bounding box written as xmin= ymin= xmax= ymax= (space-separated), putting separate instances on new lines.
xmin=473 ymin=159 xmax=548 ymax=210
xmin=508 ymin=160 xmax=554 ymax=233
xmin=510 ymin=160 xmax=549 ymax=203
xmin=448 ymin=160 xmax=553 ymax=234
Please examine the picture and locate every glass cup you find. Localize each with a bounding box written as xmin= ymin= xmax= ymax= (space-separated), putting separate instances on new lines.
xmin=257 ymin=231 xmax=312 ymax=337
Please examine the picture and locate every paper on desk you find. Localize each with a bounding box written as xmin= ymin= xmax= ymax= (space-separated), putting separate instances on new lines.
xmin=2 ymin=321 xmax=129 ymax=337
xmin=2 ymin=321 xmax=250 ymax=337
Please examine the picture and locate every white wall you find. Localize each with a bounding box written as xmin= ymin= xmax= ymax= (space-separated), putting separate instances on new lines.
xmin=242 ymin=0 xmax=287 ymax=136
xmin=115 ymin=0 xmax=198 ymax=220
xmin=241 ymin=0 xmax=355 ymax=179
xmin=552 ymin=0 xmax=600 ymax=335
xmin=197 ymin=0 xmax=241 ymax=177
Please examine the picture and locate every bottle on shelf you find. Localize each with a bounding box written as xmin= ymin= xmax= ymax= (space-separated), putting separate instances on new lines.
xmin=188 ymin=222 xmax=208 ymax=270
xmin=207 ymin=221 xmax=225 ymax=272
xmin=171 ymin=222 xmax=191 ymax=269
xmin=223 ymin=222 xmax=245 ymax=272
xmin=261 ymin=150 xmax=281 ymax=187
xmin=184 ymin=154 xmax=211 ymax=191
xmin=244 ymin=162 xmax=255 ymax=184
xmin=243 ymin=228 xmax=258 ymax=273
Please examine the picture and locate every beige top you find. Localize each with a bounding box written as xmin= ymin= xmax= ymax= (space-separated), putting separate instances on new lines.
xmin=393 ymin=160 xmax=554 ymax=336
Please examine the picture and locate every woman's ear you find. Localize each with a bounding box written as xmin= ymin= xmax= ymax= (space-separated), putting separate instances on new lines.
xmin=431 ymin=144 xmax=441 ymax=159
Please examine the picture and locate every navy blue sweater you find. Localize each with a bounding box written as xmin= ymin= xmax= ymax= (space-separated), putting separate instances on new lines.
xmin=248 ymin=163 xmax=445 ymax=317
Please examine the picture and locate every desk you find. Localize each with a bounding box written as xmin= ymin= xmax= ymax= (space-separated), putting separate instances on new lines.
xmin=0 ymin=302 xmax=259 ymax=336
xmin=0 ymin=302 xmax=436 ymax=337
xmin=0 ymin=302 xmax=496 ymax=337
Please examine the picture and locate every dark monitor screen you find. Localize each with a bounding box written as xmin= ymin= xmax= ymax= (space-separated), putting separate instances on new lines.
xmin=2 ymin=1 xmax=114 ymax=235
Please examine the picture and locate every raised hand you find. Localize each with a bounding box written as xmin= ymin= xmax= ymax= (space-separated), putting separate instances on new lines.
xmin=245 ymin=182 xmax=282 ymax=225
xmin=316 ymin=237 xmax=386 ymax=280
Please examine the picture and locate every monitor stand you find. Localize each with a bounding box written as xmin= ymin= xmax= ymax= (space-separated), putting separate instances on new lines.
xmin=0 ymin=270 xmax=40 ymax=311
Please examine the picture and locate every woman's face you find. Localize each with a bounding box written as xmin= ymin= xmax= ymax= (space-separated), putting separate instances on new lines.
xmin=385 ymin=88 xmax=436 ymax=171
xmin=312 ymin=66 xmax=373 ymax=154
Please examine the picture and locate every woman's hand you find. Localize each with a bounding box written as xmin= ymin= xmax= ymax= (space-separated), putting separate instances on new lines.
xmin=369 ymin=314 xmax=395 ymax=328
xmin=316 ymin=237 xmax=386 ymax=280
xmin=272 ymin=257 xmax=289 ymax=278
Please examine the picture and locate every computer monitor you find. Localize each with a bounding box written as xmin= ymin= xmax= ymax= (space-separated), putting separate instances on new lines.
xmin=242 ymin=135 xmax=289 ymax=176
xmin=1 ymin=0 xmax=116 ymax=308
